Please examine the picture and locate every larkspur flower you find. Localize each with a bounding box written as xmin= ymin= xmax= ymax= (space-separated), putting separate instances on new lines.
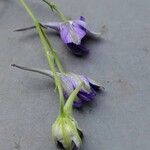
xmin=15 ymin=0 xmax=103 ymax=56
xmin=59 ymin=72 xmax=104 ymax=107
xmin=11 ymin=64 xmax=104 ymax=108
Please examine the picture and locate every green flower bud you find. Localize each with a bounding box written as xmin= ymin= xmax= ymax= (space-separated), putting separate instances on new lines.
xmin=52 ymin=114 xmax=83 ymax=150
xmin=52 ymin=83 xmax=84 ymax=150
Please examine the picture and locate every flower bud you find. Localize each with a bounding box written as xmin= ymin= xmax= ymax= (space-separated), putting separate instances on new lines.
xmin=52 ymin=115 xmax=83 ymax=150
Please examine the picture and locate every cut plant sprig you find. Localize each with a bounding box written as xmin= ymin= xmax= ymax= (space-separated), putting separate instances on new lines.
xmin=42 ymin=0 xmax=68 ymax=22
xmin=19 ymin=0 xmax=64 ymax=113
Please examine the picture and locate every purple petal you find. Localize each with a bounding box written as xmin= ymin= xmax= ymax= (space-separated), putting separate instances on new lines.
xmin=80 ymin=16 xmax=85 ymax=21
xmin=73 ymin=20 xmax=87 ymax=31
xmin=63 ymin=91 xmax=69 ymax=99
xmin=79 ymin=75 xmax=91 ymax=87
xmin=59 ymin=23 xmax=73 ymax=43
xmin=89 ymin=83 xmax=100 ymax=91
xmin=61 ymin=73 xmax=103 ymax=107
xmin=60 ymin=75 xmax=74 ymax=96
xmin=86 ymin=29 xmax=102 ymax=37
xmin=68 ymin=73 xmax=81 ymax=88
xmin=80 ymin=90 xmax=96 ymax=98
xmin=73 ymin=99 xmax=83 ymax=108
xmin=86 ymin=77 xmax=105 ymax=91
xmin=59 ymin=22 xmax=86 ymax=45
xmin=67 ymin=43 xmax=89 ymax=56
xmin=78 ymin=90 xmax=96 ymax=102
xmin=72 ymin=22 xmax=86 ymax=41
xmin=90 ymin=83 xmax=105 ymax=92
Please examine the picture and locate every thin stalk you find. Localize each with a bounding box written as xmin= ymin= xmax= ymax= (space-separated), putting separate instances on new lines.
xmin=11 ymin=64 xmax=54 ymax=78
xmin=38 ymin=24 xmax=65 ymax=113
xmin=42 ymin=0 xmax=67 ymax=22
xmin=20 ymin=0 xmax=64 ymax=74
xmin=39 ymin=26 xmax=64 ymax=73
xmin=19 ymin=0 xmax=64 ymax=114
xmin=64 ymin=83 xmax=83 ymax=115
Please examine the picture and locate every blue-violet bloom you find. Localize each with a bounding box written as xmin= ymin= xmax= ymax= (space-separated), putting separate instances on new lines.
xmin=15 ymin=16 xmax=102 ymax=56
xmin=11 ymin=64 xmax=104 ymax=108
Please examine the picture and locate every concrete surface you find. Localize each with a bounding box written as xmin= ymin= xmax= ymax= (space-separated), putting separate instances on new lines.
xmin=0 ymin=0 xmax=150 ymax=150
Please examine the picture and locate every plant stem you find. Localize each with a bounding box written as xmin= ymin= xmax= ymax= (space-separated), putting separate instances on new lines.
xmin=42 ymin=0 xmax=67 ymax=22
xmin=64 ymin=83 xmax=83 ymax=115
xmin=39 ymin=26 xmax=64 ymax=73
xmin=19 ymin=0 xmax=64 ymax=74
xmin=19 ymin=0 xmax=64 ymax=114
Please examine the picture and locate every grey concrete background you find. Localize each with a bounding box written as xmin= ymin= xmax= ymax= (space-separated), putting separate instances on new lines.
xmin=0 ymin=0 xmax=150 ymax=150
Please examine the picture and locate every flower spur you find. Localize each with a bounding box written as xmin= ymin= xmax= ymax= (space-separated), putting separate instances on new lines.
xmin=15 ymin=0 xmax=103 ymax=56
xmin=11 ymin=64 xmax=104 ymax=108
xmin=14 ymin=0 xmax=104 ymax=108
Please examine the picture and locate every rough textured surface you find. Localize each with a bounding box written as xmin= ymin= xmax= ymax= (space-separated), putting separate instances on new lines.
xmin=0 ymin=0 xmax=150 ymax=150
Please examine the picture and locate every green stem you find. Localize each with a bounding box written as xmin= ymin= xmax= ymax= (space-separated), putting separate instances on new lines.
xmin=38 ymin=23 xmax=65 ymax=114
xmin=64 ymin=83 xmax=83 ymax=115
xmin=42 ymin=0 xmax=67 ymax=22
xmin=39 ymin=25 xmax=64 ymax=73
xmin=20 ymin=0 xmax=38 ymax=24
xmin=20 ymin=0 xmax=64 ymax=74
xmin=19 ymin=0 xmax=64 ymax=114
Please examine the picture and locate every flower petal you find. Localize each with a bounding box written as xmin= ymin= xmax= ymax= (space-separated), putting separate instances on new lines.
xmin=77 ymin=91 xmax=95 ymax=102
xmin=72 ymin=22 xmax=86 ymax=43
xmin=73 ymin=99 xmax=83 ymax=108
xmin=74 ymin=21 xmax=86 ymax=30
xmin=60 ymin=75 xmax=74 ymax=96
xmin=87 ymin=25 xmax=107 ymax=38
xmin=67 ymin=43 xmax=89 ymax=56
xmin=80 ymin=16 xmax=85 ymax=21
xmin=81 ymin=90 xmax=96 ymax=99
xmin=86 ymin=29 xmax=102 ymax=37
xmin=60 ymin=21 xmax=86 ymax=45
xmin=87 ymin=77 xmax=105 ymax=91
xmin=59 ymin=23 xmax=72 ymax=43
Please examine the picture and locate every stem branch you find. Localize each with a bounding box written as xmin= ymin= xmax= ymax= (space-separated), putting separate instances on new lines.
xmin=19 ymin=0 xmax=64 ymax=114
xmin=42 ymin=0 xmax=67 ymax=22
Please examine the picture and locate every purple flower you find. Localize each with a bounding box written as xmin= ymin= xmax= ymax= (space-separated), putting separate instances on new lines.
xmin=59 ymin=73 xmax=104 ymax=107
xmin=15 ymin=16 xmax=102 ymax=56
xmin=11 ymin=64 xmax=104 ymax=108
